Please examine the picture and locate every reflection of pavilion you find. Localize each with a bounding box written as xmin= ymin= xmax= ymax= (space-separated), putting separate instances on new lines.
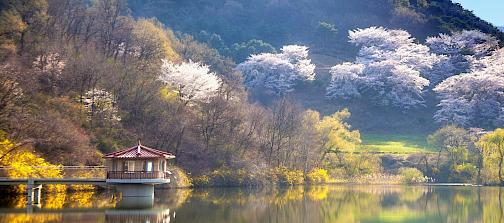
xmin=107 ymin=193 xmax=174 ymax=223
xmin=105 ymin=208 xmax=172 ymax=223
xmin=116 ymin=195 xmax=154 ymax=209
xmin=0 ymin=190 xmax=175 ymax=223
xmin=0 ymin=207 xmax=174 ymax=223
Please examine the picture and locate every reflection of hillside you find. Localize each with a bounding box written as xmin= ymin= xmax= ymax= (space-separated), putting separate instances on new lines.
xmin=0 ymin=213 xmax=62 ymax=223
xmin=154 ymin=189 xmax=192 ymax=208
xmin=0 ymin=186 xmax=503 ymax=223
xmin=174 ymin=186 xmax=504 ymax=223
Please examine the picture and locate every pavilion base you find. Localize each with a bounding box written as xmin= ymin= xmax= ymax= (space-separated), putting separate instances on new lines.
xmin=116 ymin=184 xmax=154 ymax=198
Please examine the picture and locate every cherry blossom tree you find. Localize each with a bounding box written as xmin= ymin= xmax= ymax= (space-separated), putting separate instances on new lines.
xmin=326 ymin=63 xmax=364 ymax=100
xmin=426 ymin=30 xmax=499 ymax=83
xmin=434 ymin=48 xmax=504 ymax=128
xmin=159 ymin=59 xmax=222 ymax=102
xmin=326 ymin=27 xmax=437 ymax=109
xmin=236 ymin=45 xmax=315 ymax=95
xmin=80 ymin=89 xmax=121 ymax=123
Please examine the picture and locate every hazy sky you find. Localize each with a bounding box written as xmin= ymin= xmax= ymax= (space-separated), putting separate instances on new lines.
xmin=452 ymin=0 xmax=504 ymax=26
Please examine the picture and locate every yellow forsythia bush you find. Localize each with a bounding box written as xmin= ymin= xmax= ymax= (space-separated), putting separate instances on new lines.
xmin=273 ymin=166 xmax=304 ymax=185
xmin=306 ymin=168 xmax=330 ymax=184
xmin=0 ymin=131 xmax=65 ymax=193
xmin=169 ymin=166 xmax=193 ymax=188
xmin=193 ymin=167 xmax=254 ymax=187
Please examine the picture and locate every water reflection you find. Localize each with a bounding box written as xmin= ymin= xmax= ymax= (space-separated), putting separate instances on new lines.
xmin=0 ymin=186 xmax=503 ymax=223
xmin=116 ymin=196 xmax=153 ymax=209
xmin=105 ymin=209 xmax=171 ymax=223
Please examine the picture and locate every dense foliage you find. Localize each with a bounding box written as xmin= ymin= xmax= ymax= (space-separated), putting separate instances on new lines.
xmin=0 ymin=0 xmax=376 ymax=187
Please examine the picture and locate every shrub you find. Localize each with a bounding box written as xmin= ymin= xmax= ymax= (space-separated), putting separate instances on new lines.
xmin=169 ymin=166 xmax=193 ymax=188
xmin=192 ymin=167 xmax=263 ymax=187
xmin=450 ymin=163 xmax=477 ymax=183
xmin=399 ymin=167 xmax=427 ymax=184
xmin=273 ymin=166 xmax=304 ymax=185
xmin=0 ymin=132 xmax=66 ymax=193
xmin=193 ymin=166 xmax=310 ymax=187
xmin=306 ymin=168 xmax=330 ymax=184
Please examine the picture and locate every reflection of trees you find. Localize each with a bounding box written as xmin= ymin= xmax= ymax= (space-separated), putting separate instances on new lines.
xmin=43 ymin=193 xmax=66 ymax=209
xmin=500 ymin=187 xmax=503 ymax=223
xmin=41 ymin=191 xmax=115 ymax=209
xmin=3 ymin=186 xmax=504 ymax=223
xmin=69 ymin=191 xmax=95 ymax=208
xmin=0 ymin=214 xmax=62 ymax=223
xmin=154 ymin=188 xmax=192 ymax=208
xmin=172 ymin=186 xmax=504 ymax=223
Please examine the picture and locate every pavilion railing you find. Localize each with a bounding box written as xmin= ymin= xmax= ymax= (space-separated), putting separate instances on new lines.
xmin=0 ymin=166 xmax=107 ymax=179
xmin=0 ymin=167 xmax=172 ymax=180
xmin=106 ymin=171 xmax=170 ymax=179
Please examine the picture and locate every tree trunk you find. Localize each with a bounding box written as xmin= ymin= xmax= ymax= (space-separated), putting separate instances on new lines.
xmin=499 ymin=156 xmax=504 ymax=186
xmin=476 ymin=152 xmax=483 ymax=185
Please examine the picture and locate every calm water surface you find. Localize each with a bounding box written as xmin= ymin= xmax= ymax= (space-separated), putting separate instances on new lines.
xmin=0 ymin=185 xmax=503 ymax=223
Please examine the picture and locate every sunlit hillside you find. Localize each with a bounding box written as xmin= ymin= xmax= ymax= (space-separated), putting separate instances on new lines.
xmin=128 ymin=0 xmax=504 ymax=133
xmin=1 ymin=0 xmax=504 ymax=189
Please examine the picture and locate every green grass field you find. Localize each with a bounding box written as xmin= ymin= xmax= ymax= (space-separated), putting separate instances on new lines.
xmin=360 ymin=134 xmax=435 ymax=154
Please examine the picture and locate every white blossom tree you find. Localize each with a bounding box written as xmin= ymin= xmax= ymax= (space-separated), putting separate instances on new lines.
xmin=159 ymin=59 xmax=222 ymax=102
xmin=80 ymin=89 xmax=121 ymax=124
xmin=326 ymin=63 xmax=364 ymax=100
xmin=326 ymin=27 xmax=437 ymax=109
xmin=427 ymin=30 xmax=498 ymax=58
xmin=434 ymin=48 xmax=504 ymax=128
xmin=236 ymin=45 xmax=315 ymax=95
xmin=426 ymin=30 xmax=499 ymax=83
xmin=33 ymin=53 xmax=66 ymax=74
xmin=471 ymin=45 xmax=504 ymax=71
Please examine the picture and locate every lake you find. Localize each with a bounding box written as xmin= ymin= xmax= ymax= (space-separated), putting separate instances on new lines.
xmin=0 ymin=185 xmax=503 ymax=223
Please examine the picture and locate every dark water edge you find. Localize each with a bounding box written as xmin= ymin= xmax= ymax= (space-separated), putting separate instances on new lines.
xmin=1 ymin=185 xmax=504 ymax=223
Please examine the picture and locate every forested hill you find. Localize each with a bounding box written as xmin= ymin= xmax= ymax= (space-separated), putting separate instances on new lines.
xmin=128 ymin=0 xmax=504 ymax=61
xmin=1 ymin=0 xmax=504 ymax=186
xmin=128 ymin=0 xmax=504 ymax=133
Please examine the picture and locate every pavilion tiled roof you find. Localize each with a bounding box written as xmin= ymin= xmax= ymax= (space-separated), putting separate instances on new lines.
xmin=103 ymin=142 xmax=175 ymax=159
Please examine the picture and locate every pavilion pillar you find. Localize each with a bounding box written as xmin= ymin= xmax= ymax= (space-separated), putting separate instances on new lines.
xmin=26 ymin=180 xmax=42 ymax=206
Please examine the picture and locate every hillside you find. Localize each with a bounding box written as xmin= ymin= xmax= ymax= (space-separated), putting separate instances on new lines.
xmin=128 ymin=0 xmax=504 ymax=133
xmin=128 ymin=0 xmax=504 ymax=59
xmin=1 ymin=0 xmax=504 ymax=188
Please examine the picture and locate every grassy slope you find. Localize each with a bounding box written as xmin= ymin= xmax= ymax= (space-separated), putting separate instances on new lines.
xmin=360 ymin=133 xmax=435 ymax=154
